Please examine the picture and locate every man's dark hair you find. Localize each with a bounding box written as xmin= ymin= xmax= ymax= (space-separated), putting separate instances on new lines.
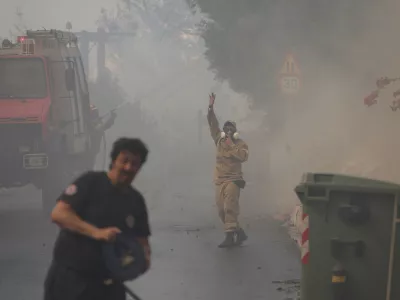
xmin=110 ymin=137 xmax=149 ymax=168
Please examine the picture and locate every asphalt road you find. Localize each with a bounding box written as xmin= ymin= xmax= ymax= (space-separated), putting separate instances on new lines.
xmin=0 ymin=176 xmax=300 ymax=300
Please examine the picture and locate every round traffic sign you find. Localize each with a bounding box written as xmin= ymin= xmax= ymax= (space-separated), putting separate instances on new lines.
xmin=280 ymin=76 xmax=300 ymax=95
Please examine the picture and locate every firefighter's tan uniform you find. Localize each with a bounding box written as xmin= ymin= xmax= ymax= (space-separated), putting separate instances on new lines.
xmin=207 ymin=107 xmax=249 ymax=232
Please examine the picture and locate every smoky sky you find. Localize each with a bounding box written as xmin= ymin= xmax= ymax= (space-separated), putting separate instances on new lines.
xmin=0 ymin=0 xmax=114 ymax=38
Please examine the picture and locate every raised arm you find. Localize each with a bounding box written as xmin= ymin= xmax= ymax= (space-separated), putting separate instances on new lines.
xmin=207 ymin=93 xmax=221 ymax=144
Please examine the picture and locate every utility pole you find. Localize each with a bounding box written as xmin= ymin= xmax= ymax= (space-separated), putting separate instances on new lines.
xmin=197 ymin=109 xmax=203 ymax=145
xmin=68 ymin=24 xmax=135 ymax=80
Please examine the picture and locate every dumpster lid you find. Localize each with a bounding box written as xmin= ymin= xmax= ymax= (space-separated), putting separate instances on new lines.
xmin=297 ymin=172 xmax=400 ymax=191
xmin=294 ymin=173 xmax=400 ymax=205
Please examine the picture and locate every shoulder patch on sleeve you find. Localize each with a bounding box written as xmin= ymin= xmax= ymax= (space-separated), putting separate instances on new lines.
xmin=65 ymin=184 xmax=77 ymax=196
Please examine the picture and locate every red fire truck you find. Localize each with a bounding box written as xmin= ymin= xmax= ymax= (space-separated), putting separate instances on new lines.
xmin=0 ymin=30 xmax=106 ymax=213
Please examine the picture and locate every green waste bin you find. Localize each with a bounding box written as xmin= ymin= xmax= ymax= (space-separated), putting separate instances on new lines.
xmin=294 ymin=172 xmax=400 ymax=300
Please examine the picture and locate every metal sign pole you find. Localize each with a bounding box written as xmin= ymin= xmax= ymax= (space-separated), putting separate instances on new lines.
xmin=278 ymin=53 xmax=301 ymax=186
xmin=97 ymin=27 xmax=107 ymax=80
xmin=73 ymin=27 xmax=135 ymax=79
xmin=79 ymin=31 xmax=90 ymax=73
xmin=197 ymin=109 xmax=203 ymax=145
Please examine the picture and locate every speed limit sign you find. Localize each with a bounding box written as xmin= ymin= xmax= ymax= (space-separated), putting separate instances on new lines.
xmin=279 ymin=53 xmax=301 ymax=95
xmin=280 ymin=76 xmax=300 ymax=95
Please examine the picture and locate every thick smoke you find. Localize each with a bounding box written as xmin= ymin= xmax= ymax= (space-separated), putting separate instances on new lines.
xmin=90 ymin=0 xmax=256 ymax=222
xmin=8 ymin=0 xmax=399 ymax=216
xmin=183 ymin=0 xmax=400 ymax=213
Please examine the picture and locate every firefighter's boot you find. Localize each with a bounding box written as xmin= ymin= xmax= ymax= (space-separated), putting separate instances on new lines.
xmin=235 ymin=228 xmax=248 ymax=245
xmin=218 ymin=232 xmax=236 ymax=248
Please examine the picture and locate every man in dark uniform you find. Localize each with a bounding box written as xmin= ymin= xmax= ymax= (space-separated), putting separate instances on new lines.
xmin=44 ymin=137 xmax=151 ymax=300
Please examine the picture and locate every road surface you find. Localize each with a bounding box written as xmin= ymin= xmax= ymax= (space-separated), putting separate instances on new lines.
xmin=0 ymin=175 xmax=300 ymax=300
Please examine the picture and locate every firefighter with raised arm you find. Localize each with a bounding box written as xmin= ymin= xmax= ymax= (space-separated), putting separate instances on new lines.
xmin=207 ymin=93 xmax=249 ymax=248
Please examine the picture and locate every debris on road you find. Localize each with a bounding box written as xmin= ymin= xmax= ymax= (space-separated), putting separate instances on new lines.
xmin=273 ymin=279 xmax=300 ymax=300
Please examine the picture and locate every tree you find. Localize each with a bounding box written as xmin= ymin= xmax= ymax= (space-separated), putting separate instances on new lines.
xmin=364 ymin=77 xmax=400 ymax=111
xmin=96 ymin=0 xmax=203 ymax=58
xmin=185 ymin=0 xmax=391 ymax=111
xmin=9 ymin=7 xmax=29 ymax=39
xmin=2 ymin=7 xmax=29 ymax=41
xmin=94 ymin=0 xmax=215 ymax=118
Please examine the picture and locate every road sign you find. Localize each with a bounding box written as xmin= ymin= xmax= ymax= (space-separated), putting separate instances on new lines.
xmin=280 ymin=76 xmax=300 ymax=95
xmin=280 ymin=54 xmax=300 ymax=75
xmin=279 ymin=53 xmax=301 ymax=95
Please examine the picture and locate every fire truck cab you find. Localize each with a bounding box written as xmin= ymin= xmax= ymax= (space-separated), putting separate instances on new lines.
xmin=0 ymin=30 xmax=99 ymax=212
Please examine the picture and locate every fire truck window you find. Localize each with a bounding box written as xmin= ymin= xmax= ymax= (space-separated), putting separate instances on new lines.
xmin=0 ymin=58 xmax=47 ymax=98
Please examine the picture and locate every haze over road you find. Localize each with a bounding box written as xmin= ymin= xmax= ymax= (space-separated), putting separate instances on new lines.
xmin=0 ymin=173 xmax=300 ymax=300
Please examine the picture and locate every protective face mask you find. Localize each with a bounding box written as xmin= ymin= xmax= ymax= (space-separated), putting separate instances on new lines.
xmin=220 ymin=132 xmax=239 ymax=139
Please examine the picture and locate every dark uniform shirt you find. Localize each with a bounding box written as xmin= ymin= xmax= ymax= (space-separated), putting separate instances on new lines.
xmin=52 ymin=171 xmax=151 ymax=278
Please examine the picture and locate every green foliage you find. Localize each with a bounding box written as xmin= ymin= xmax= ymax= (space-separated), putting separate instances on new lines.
xmin=186 ymin=0 xmax=375 ymax=108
